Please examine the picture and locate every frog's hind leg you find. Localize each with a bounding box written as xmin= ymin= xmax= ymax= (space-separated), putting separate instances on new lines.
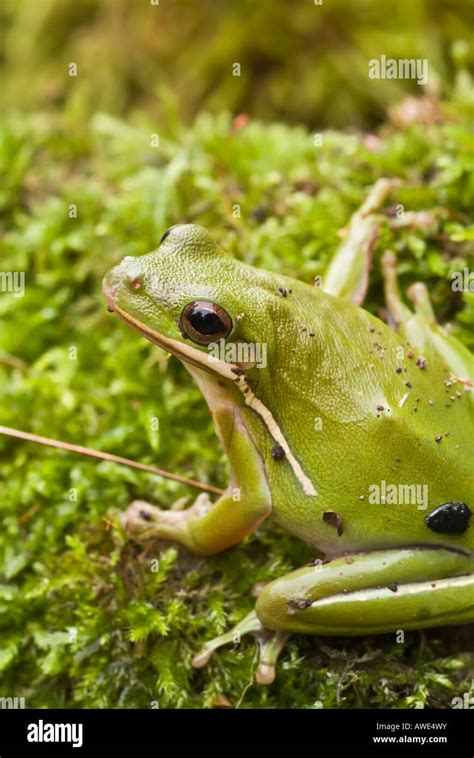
xmin=381 ymin=249 xmax=474 ymax=381
xmin=192 ymin=610 xmax=290 ymax=685
xmin=324 ymin=178 xmax=400 ymax=305
xmin=193 ymin=546 xmax=474 ymax=684
xmin=255 ymin=547 xmax=474 ymax=635
xmin=380 ymin=249 xmax=413 ymax=328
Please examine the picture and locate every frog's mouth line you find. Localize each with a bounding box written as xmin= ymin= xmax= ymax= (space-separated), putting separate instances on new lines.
xmin=103 ymin=279 xmax=317 ymax=497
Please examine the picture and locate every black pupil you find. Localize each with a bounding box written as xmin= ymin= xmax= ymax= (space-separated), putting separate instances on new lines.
xmin=189 ymin=307 xmax=224 ymax=335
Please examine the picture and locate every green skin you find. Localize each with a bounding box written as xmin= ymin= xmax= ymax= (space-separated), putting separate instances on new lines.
xmin=103 ymin=224 xmax=474 ymax=683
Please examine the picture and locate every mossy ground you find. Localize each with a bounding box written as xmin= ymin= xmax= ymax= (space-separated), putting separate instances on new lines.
xmin=1 ymin=99 xmax=473 ymax=708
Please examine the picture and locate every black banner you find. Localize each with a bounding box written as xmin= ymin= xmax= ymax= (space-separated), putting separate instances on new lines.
xmin=0 ymin=707 xmax=472 ymax=755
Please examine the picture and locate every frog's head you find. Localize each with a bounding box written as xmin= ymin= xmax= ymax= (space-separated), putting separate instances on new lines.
xmin=103 ymin=224 xmax=294 ymax=381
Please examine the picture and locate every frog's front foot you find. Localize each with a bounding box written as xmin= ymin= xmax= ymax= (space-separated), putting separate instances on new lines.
xmin=121 ymin=494 xmax=213 ymax=542
xmin=192 ymin=610 xmax=290 ymax=685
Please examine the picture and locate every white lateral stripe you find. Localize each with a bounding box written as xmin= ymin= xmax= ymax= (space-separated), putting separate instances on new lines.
xmin=311 ymin=574 xmax=474 ymax=607
xmin=242 ymin=388 xmax=317 ymax=497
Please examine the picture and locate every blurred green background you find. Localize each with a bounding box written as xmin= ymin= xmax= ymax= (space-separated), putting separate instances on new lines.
xmin=2 ymin=0 xmax=473 ymax=128
xmin=1 ymin=0 xmax=473 ymax=710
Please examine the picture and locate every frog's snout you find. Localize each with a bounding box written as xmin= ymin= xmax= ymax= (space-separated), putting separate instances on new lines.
xmin=102 ymin=271 xmax=122 ymax=313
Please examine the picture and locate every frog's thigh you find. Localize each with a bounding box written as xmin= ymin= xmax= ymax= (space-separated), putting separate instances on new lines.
xmin=255 ymin=548 xmax=474 ymax=634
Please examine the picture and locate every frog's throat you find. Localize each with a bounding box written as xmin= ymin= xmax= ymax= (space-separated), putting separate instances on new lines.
xmin=112 ymin=305 xmax=317 ymax=497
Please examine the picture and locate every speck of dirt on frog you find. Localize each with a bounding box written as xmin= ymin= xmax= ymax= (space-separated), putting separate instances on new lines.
xmin=271 ymin=444 xmax=286 ymax=460
xmin=287 ymin=597 xmax=312 ymax=615
xmin=323 ymin=510 xmax=344 ymax=536
xmin=435 ymin=434 xmax=443 ymax=443
xmin=416 ymin=356 xmax=427 ymax=369
xmin=387 ymin=583 xmax=399 ymax=593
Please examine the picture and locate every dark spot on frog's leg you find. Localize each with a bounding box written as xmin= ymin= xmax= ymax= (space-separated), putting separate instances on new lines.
xmin=425 ymin=502 xmax=472 ymax=535
xmin=323 ymin=510 xmax=344 ymax=536
xmin=434 ymin=434 xmax=443 ymax=443
xmin=139 ymin=509 xmax=153 ymax=522
xmin=287 ymin=598 xmax=312 ymax=615
xmin=271 ymin=444 xmax=285 ymax=460
xmin=387 ymin=582 xmax=399 ymax=592
xmin=106 ymin=305 xmax=115 ymax=313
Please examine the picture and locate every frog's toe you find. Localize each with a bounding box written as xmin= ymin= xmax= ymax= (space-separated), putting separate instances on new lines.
xmin=192 ymin=610 xmax=290 ymax=685
xmin=254 ymin=628 xmax=290 ymax=685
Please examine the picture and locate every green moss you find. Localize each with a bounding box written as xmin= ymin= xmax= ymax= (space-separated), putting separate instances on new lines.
xmin=0 ymin=100 xmax=473 ymax=708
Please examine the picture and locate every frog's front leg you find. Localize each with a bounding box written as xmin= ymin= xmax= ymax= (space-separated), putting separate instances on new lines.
xmin=121 ymin=418 xmax=271 ymax=555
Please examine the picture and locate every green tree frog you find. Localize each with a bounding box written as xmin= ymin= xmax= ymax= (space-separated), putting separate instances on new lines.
xmin=103 ymin=221 xmax=473 ymax=684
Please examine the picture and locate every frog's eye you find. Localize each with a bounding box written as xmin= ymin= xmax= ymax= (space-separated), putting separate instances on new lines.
xmin=179 ymin=301 xmax=233 ymax=345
